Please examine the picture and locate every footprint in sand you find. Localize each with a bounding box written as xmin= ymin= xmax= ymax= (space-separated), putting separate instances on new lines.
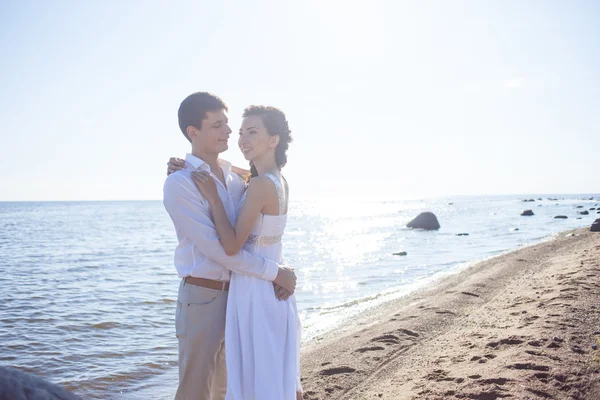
xmin=532 ymin=372 xmax=551 ymax=382
xmin=478 ymin=377 xmax=511 ymax=385
xmin=424 ymin=369 xmax=454 ymax=382
xmin=507 ymin=362 xmax=550 ymax=371
xmin=397 ymin=328 xmax=419 ymax=338
xmin=319 ymin=366 xmax=357 ymax=376
xmin=371 ymin=334 xmax=400 ymax=345
xmin=355 ymin=346 xmax=384 ymax=353
xmin=527 ymin=388 xmax=553 ymax=398
xmin=486 ymin=336 xmax=526 ymax=348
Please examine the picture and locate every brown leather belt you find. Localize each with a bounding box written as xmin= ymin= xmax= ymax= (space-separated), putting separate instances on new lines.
xmin=184 ymin=276 xmax=229 ymax=291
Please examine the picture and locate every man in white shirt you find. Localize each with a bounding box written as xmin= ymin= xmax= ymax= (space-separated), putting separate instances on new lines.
xmin=163 ymin=92 xmax=297 ymax=400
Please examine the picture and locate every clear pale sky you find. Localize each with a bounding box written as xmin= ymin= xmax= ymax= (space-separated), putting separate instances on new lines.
xmin=1 ymin=1 xmax=598 ymax=201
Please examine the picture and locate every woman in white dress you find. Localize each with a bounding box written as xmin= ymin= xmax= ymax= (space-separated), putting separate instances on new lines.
xmin=190 ymin=105 xmax=301 ymax=400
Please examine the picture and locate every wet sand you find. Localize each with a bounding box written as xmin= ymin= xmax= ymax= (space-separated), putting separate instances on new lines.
xmin=300 ymin=228 xmax=600 ymax=399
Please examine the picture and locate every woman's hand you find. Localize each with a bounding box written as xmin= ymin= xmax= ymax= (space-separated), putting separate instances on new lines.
xmin=191 ymin=171 xmax=219 ymax=203
xmin=166 ymin=157 xmax=185 ymax=175
xmin=273 ymin=283 xmax=292 ymax=301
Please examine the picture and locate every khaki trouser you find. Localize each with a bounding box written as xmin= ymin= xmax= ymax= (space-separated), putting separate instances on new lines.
xmin=175 ymin=279 xmax=227 ymax=400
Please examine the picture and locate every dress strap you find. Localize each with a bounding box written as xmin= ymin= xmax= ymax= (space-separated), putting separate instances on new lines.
xmin=264 ymin=173 xmax=286 ymax=215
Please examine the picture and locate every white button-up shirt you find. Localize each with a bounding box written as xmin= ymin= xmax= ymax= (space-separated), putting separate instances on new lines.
xmin=163 ymin=153 xmax=278 ymax=282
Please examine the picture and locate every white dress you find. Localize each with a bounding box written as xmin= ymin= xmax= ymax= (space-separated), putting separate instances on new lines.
xmin=225 ymin=173 xmax=302 ymax=400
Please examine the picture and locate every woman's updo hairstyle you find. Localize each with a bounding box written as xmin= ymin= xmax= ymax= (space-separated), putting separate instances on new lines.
xmin=242 ymin=105 xmax=293 ymax=180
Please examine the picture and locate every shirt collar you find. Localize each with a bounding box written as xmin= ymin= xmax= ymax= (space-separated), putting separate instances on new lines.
xmin=185 ymin=153 xmax=232 ymax=177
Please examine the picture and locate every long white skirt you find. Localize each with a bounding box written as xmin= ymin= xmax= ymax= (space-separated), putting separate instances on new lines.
xmin=225 ymin=272 xmax=301 ymax=400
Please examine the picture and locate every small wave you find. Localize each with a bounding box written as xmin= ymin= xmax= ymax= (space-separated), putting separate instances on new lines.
xmin=91 ymin=321 xmax=122 ymax=330
xmin=143 ymin=298 xmax=175 ymax=305
xmin=313 ymin=291 xmax=389 ymax=314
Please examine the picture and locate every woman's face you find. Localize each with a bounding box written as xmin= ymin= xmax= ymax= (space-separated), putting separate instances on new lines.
xmin=238 ymin=115 xmax=278 ymax=161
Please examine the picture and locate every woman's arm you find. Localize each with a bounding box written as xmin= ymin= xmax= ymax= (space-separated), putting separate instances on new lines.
xmin=192 ymin=172 xmax=268 ymax=255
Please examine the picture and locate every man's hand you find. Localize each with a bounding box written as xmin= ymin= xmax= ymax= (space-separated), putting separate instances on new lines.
xmin=273 ymin=283 xmax=292 ymax=301
xmin=273 ymin=266 xmax=296 ymax=294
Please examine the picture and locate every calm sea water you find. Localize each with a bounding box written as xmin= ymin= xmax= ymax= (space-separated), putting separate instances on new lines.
xmin=1 ymin=195 xmax=598 ymax=398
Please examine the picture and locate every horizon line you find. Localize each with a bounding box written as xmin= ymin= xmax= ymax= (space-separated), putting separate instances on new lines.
xmin=0 ymin=192 xmax=598 ymax=203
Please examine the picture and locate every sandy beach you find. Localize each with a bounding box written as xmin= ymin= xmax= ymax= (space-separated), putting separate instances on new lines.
xmin=299 ymin=228 xmax=600 ymax=399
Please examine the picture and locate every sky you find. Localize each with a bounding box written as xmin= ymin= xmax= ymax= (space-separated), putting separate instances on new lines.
xmin=0 ymin=0 xmax=598 ymax=201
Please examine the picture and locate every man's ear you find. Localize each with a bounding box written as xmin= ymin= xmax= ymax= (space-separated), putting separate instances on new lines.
xmin=186 ymin=126 xmax=197 ymax=140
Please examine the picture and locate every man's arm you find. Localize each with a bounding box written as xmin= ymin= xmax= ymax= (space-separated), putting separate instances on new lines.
xmin=163 ymin=174 xmax=280 ymax=281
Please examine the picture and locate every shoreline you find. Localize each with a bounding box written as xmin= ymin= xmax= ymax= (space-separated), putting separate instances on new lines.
xmin=299 ymin=227 xmax=600 ymax=399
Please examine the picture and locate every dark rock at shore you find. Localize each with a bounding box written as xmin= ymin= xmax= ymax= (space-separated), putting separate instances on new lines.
xmin=456 ymin=233 xmax=469 ymax=236
xmin=406 ymin=212 xmax=440 ymax=230
xmin=0 ymin=366 xmax=82 ymax=400
xmin=591 ymin=219 xmax=600 ymax=232
xmin=576 ymin=206 xmax=584 ymax=208
xmin=554 ymin=215 xmax=568 ymax=219
xmin=537 ymin=198 xmax=542 ymax=200
xmin=510 ymin=228 xmax=520 ymax=231
xmin=522 ymin=199 xmax=536 ymax=202
xmin=578 ymin=211 xmax=590 ymax=215
xmin=590 ymin=208 xmax=596 ymax=210
xmin=521 ymin=210 xmax=534 ymax=216
xmin=393 ymin=251 xmax=408 ymax=256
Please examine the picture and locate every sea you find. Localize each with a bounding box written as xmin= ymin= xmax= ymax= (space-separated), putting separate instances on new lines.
xmin=1 ymin=195 xmax=598 ymax=398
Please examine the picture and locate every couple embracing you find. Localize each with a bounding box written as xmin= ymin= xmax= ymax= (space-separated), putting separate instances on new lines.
xmin=163 ymin=92 xmax=302 ymax=400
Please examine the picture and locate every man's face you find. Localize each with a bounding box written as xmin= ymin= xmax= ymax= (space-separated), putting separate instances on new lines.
xmin=189 ymin=109 xmax=231 ymax=154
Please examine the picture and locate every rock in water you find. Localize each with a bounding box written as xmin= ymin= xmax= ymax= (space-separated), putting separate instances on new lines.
xmin=554 ymin=215 xmax=568 ymax=219
xmin=456 ymin=233 xmax=469 ymax=236
xmin=521 ymin=210 xmax=534 ymax=216
xmin=393 ymin=251 xmax=408 ymax=256
xmin=591 ymin=219 xmax=600 ymax=232
xmin=0 ymin=366 xmax=82 ymax=400
xmin=578 ymin=210 xmax=589 ymax=215
xmin=406 ymin=212 xmax=440 ymax=230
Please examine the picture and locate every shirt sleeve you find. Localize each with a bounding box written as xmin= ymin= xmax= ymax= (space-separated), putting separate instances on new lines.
xmin=163 ymin=174 xmax=279 ymax=281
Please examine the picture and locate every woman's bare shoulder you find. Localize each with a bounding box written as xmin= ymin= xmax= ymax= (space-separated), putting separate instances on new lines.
xmin=245 ymin=175 xmax=272 ymax=195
